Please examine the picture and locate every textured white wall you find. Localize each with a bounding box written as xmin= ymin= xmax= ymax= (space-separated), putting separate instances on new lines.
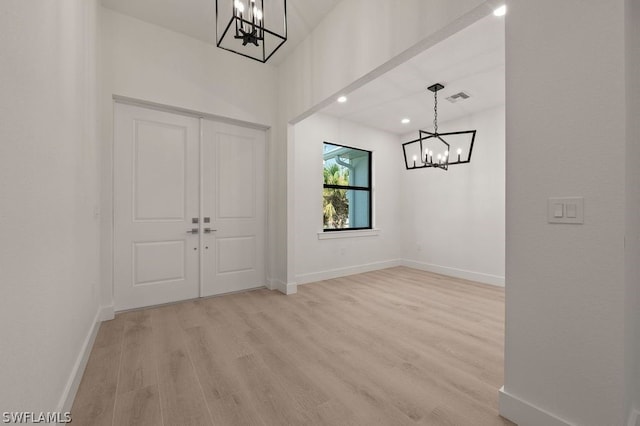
xmin=401 ymin=106 xmax=505 ymax=286
xmin=0 ymin=0 xmax=100 ymax=412
xmin=99 ymin=8 xmax=279 ymax=304
xmin=504 ymin=0 xmax=627 ymax=425
xmin=626 ymin=0 xmax=640 ymax=420
xmin=293 ymin=114 xmax=402 ymax=281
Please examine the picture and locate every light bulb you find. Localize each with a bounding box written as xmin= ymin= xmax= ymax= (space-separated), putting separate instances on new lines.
xmin=437 ymin=154 xmax=442 ymax=160
xmin=412 ymin=155 xmax=417 ymax=162
xmin=401 ymin=118 xmax=410 ymax=124
xmin=337 ymin=96 xmax=347 ymax=103
xmin=253 ymin=6 xmax=258 ymax=16
xmin=429 ymin=151 xmax=433 ymax=156
xmin=444 ymin=150 xmax=449 ymax=157
xmin=255 ymin=9 xmax=263 ymax=19
xmin=234 ymin=1 xmax=244 ymax=12
xmin=493 ymin=5 xmax=506 ymax=16
xmin=457 ymin=148 xmax=462 ymax=155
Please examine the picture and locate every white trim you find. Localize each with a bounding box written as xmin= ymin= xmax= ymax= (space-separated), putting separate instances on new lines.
xmin=269 ymin=278 xmax=298 ymax=295
xmin=499 ymin=386 xmax=573 ymax=426
xmin=402 ymin=259 xmax=505 ymax=287
xmin=285 ymin=282 xmax=298 ymax=295
xmin=198 ymin=117 xmax=205 ymax=298
xmin=99 ymin=305 xmax=115 ymax=321
xmin=296 ymin=259 xmax=402 ymax=285
xmin=266 ymin=278 xmax=277 ymax=291
xmin=317 ymin=229 xmax=381 ymax=240
xmin=628 ymin=408 xmax=640 ymax=426
xmin=56 ymin=308 xmax=102 ymax=414
xmin=113 ymin=95 xmax=270 ymax=131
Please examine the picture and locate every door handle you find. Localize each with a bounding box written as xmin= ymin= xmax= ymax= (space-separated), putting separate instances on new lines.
xmin=203 ymin=228 xmax=217 ymax=234
xmin=186 ymin=228 xmax=199 ymax=234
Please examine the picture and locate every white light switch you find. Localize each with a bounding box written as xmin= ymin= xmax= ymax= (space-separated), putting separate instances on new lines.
xmin=548 ymin=197 xmax=584 ymax=224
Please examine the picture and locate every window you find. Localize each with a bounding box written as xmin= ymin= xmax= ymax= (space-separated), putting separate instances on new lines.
xmin=323 ymin=142 xmax=372 ymax=231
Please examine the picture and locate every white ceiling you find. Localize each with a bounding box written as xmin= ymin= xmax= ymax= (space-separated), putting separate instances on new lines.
xmin=321 ymin=14 xmax=505 ymax=135
xmin=100 ymin=0 xmax=341 ymax=65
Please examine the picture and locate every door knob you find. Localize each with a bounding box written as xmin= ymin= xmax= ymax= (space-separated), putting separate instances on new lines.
xmin=186 ymin=228 xmax=199 ymax=234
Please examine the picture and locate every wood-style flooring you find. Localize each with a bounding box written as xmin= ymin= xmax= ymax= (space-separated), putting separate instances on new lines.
xmin=71 ymin=267 xmax=513 ymax=425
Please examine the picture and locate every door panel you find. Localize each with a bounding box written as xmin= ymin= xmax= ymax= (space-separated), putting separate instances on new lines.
xmin=133 ymin=121 xmax=187 ymax=221
xmin=114 ymin=104 xmax=200 ymax=311
xmin=217 ymin=236 xmax=256 ymax=273
xmin=201 ymin=120 xmax=266 ymax=297
xmin=133 ymin=240 xmax=186 ymax=285
xmin=216 ymin=133 xmax=256 ymax=218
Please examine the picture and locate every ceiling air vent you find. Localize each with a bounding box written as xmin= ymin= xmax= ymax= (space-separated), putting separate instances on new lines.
xmin=446 ymin=91 xmax=471 ymax=103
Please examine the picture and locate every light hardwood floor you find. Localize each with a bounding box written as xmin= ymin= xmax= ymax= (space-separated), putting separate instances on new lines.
xmin=72 ymin=267 xmax=513 ymax=426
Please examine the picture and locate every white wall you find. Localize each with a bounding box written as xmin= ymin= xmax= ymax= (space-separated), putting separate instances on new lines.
xmin=0 ymin=0 xmax=100 ymax=412
xmin=626 ymin=0 xmax=640 ymax=421
xmin=401 ymin=106 xmax=505 ymax=286
xmin=503 ymin=1 xmax=627 ymax=425
xmin=99 ymin=8 xmax=280 ymax=305
xmin=293 ymin=114 xmax=402 ymax=283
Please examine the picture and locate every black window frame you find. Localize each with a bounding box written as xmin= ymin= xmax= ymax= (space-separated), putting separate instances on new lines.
xmin=322 ymin=141 xmax=373 ymax=232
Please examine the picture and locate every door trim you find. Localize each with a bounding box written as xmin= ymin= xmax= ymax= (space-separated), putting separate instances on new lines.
xmin=113 ymin=95 xmax=270 ymax=131
xmin=199 ymin=117 xmax=205 ymax=298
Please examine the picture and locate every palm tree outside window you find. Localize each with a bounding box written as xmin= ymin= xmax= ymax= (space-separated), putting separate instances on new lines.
xmin=323 ymin=143 xmax=372 ymax=231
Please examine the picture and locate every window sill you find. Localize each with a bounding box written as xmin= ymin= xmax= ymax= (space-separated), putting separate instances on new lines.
xmin=317 ymin=229 xmax=381 ymax=240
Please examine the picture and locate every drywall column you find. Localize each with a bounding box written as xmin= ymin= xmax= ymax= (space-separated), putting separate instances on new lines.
xmin=625 ymin=0 xmax=640 ymax=422
xmin=0 ymin=0 xmax=101 ymax=412
xmin=502 ymin=1 xmax=627 ymax=425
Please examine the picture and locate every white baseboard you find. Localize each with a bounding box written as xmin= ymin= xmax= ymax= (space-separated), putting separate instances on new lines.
xmin=402 ymin=259 xmax=505 ymax=287
xmin=269 ymin=278 xmax=297 ymax=295
xmin=296 ymin=259 xmax=403 ymax=285
xmin=284 ymin=282 xmax=297 ymax=295
xmin=499 ymin=386 xmax=573 ymax=426
xmin=266 ymin=278 xmax=277 ymax=291
xmin=628 ymin=408 xmax=640 ymax=426
xmin=99 ymin=305 xmax=114 ymax=321
xmin=56 ymin=308 xmax=102 ymax=414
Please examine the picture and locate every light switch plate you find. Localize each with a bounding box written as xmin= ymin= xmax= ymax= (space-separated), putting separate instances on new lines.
xmin=547 ymin=197 xmax=584 ymax=224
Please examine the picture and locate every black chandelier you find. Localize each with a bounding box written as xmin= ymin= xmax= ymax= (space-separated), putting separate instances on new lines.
xmin=215 ymin=0 xmax=288 ymax=63
xmin=402 ymin=83 xmax=476 ymax=171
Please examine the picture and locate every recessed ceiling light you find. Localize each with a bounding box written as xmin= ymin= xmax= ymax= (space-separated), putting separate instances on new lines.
xmin=401 ymin=118 xmax=411 ymax=124
xmin=493 ymin=5 xmax=506 ymax=16
xmin=337 ymin=96 xmax=347 ymax=103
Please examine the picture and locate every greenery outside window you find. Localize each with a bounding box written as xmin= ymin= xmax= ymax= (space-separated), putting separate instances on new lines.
xmin=323 ymin=142 xmax=372 ymax=231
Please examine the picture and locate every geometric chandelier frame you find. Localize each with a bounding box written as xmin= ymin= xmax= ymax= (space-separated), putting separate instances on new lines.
xmin=215 ymin=0 xmax=288 ymax=63
xmin=402 ymin=83 xmax=476 ymax=171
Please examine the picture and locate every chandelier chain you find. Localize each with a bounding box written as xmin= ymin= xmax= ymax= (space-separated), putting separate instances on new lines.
xmin=433 ymin=89 xmax=438 ymax=134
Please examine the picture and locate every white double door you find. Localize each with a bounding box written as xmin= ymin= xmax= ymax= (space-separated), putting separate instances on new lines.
xmin=113 ymin=103 xmax=266 ymax=311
